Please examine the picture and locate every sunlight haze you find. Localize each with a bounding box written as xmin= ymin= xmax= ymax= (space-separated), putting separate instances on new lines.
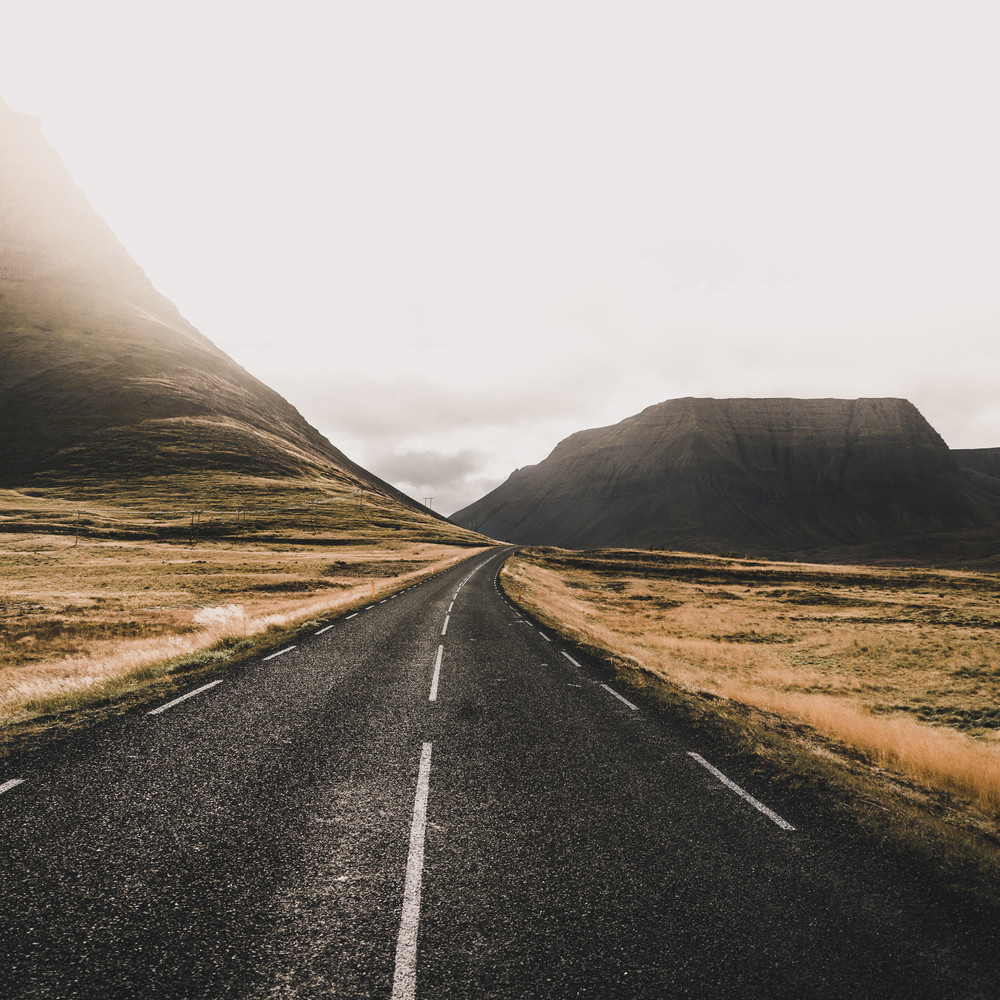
xmin=2 ymin=0 xmax=998 ymax=513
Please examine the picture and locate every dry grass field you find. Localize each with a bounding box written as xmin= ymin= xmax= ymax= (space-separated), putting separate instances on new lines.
xmin=0 ymin=481 xmax=487 ymax=748
xmin=502 ymin=547 xmax=1000 ymax=819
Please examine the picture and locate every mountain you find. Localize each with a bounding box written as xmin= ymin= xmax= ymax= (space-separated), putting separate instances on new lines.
xmin=452 ymin=397 xmax=1000 ymax=562
xmin=953 ymin=448 xmax=1000 ymax=480
xmin=0 ymin=99 xmax=434 ymax=520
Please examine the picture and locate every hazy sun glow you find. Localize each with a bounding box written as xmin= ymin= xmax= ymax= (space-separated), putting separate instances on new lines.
xmin=2 ymin=0 xmax=999 ymax=513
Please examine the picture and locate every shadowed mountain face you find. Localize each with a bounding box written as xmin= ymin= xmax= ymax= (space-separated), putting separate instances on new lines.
xmin=453 ymin=397 xmax=1000 ymax=560
xmin=954 ymin=448 xmax=1000 ymax=481
xmin=0 ymin=101 xmax=416 ymax=508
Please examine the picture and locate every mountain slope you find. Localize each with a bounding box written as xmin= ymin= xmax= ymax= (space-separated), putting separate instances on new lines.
xmin=954 ymin=448 xmax=1000 ymax=481
xmin=453 ymin=397 xmax=1000 ymax=560
xmin=0 ymin=100 xmax=428 ymax=518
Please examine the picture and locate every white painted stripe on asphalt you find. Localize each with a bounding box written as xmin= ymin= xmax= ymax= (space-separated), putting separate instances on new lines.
xmin=429 ymin=645 xmax=443 ymax=702
xmin=315 ymin=624 xmax=334 ymax=635
xmin=147 ymin=679 xmax=223 ymax=716
xmin=0 ymin=778 xmax=25 ymax=796
xmin=561 ymin=651 xmax=582 ymax=668
xmin=447 ymin=601 xmax=454 ymax=613
xmin=538 ymin=631 xmax=551 ymax=641
xmin=365 ymin=604 xmax=375 ymax=610
xmin=263 ymin=646 xmax=297 ymax=661
xmin=380 ymin=599 xmax=389 ymax=604
xmin=441 ymin=615 xmax=449 ymax=636
xmin=688 ymin=752 xmax=796 ymax=831
xmin=392 ymin=742 xmax=433 ymax=1000
xmin=346 ymin=612 xmax=359 ymax=619
xmin=601 ymin=683 xmax=638 ymax=710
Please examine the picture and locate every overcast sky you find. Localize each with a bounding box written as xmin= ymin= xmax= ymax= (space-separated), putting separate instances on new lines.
xmin=2 ymin=1 xmax=999 ymax=514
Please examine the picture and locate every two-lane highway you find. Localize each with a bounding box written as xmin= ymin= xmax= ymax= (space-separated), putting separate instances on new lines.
xmin=1 ymin=547 xmax=998 ymax=998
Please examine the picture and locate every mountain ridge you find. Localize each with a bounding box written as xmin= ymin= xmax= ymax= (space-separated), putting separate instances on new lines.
xmin=452 ymin=396 xmax=1000 ymax=563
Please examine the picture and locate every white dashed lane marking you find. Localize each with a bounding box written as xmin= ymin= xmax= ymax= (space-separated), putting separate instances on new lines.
xmin=688 ymin=752 xmax=795 ymax=831
xmin=147 ymin=679 xmax=223 ymax=716
xmin=600 ymin=683 xmax=638 ymax=711
xmin=392 ymin=742 xmax=433 ymax=1000
xmin=429 ymin=645 xmax=444 ymax=702
xmin=263 ymin=646 xmax=297 ymax=662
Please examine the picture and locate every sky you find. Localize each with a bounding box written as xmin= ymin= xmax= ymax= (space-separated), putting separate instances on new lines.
xmin=2 ymin=0 xmax=999 ymax=515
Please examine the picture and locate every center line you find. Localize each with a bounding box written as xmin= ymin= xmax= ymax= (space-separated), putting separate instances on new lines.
xmin=0 ymin=778 xmax=25 ymax=796
xmin=315 ymin=624 xmax=334 ymax=635
xmin=346 ymin=612 xmax=359 ymax=619
xmin=441 ymin=615 xmax=450 ymax=636
xmin=392 ymin=742 xmax=433 ymax=1000
xmin=429 ymin=644 xmax=444 ymax=701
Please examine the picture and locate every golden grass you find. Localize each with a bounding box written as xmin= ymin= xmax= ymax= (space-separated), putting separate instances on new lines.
xmin=502 ymin=548 xmax=1000 ymax=814
xmin=0 ymin=485 xmax=489 ymax=737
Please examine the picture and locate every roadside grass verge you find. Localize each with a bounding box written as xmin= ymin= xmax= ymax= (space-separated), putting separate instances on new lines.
xmin=0 ymin=487 xmax=489 ymax=756
xmin=500 ymin=546 xmax=1000 ymax=886
xmin=2 ymin=548 xmax=487 ymax=756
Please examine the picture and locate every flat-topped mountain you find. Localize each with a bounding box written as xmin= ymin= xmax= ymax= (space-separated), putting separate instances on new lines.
xmin=453 ymin=397 xmax=1000 ymax=562
xmin=0 ymin=100 xmax=432 ymax=520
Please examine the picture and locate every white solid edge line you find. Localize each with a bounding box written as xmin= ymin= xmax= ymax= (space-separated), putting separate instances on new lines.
xmin=391 ymin=742 xmax=433 ymax=1000
xmin=263 ymin=645 xmax=297 ymax=661
xmin=0 ymin=778 xmax=25 ymax=796
xmin=148 ymin=679 xmax=223 ymax=716
xmin=688 ymin=752 xmax=796 ymax=831
xmin=600 ymin=683 xmax=638 ymax=710
xmin=561 ymin=651 xmax=581 ymax=667
xmin=315 ymin=624 xmax=334 ymax=635
xmin=429 ymin=644 xmax=443 ymax=702
xmin=441 ymin=615 xmax=449 ymax=636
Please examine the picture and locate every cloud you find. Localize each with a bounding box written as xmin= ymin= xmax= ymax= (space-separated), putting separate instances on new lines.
xmin=364 ymin=447 xmax=503 ymax=517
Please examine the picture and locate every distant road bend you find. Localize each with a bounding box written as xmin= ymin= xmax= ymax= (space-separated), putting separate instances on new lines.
xmin=1 ymin=547 xmax=998 ymax=998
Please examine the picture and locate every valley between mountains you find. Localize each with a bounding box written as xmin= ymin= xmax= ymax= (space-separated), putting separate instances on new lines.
xmin=4 ymin=96 xmax=1000 ymax=997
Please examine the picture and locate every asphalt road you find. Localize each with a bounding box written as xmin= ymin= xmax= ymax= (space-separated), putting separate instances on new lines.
xmin=1 ymin=546 xmax=998 ymax=998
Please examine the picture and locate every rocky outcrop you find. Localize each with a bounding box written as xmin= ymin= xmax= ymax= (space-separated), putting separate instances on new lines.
xmin=453 ymin=397 xmax=1000 ymax=558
